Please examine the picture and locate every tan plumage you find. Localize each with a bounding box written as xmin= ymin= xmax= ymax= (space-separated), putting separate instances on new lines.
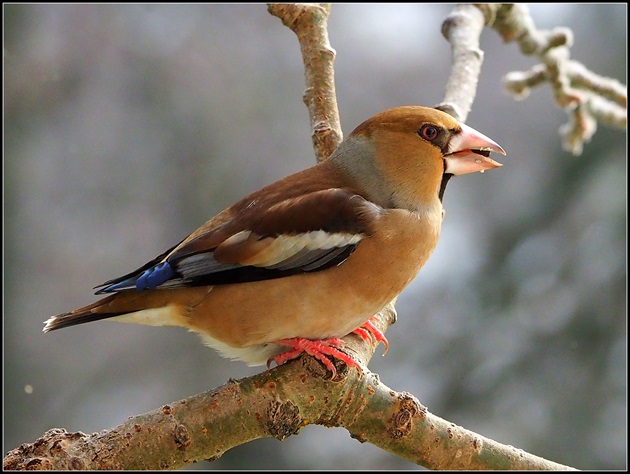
xmin=44 ymin=106 xmax=505 ymax=372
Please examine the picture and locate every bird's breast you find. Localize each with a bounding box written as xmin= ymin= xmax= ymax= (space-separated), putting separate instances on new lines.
xmin=350 ymin=206 xmax=443 ymax=299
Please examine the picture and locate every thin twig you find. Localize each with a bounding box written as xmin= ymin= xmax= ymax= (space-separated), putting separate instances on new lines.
xmin=493 ymin=3 xmax=626 ymax=154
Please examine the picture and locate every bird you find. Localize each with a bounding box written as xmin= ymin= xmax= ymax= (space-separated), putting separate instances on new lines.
xmin=44 ymin=106 xmax=505 ymax=377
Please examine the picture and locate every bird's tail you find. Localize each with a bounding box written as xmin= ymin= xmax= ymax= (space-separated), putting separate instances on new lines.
xmin=43 ymin=294 xmax=126 ymax=332
xmin=43 ymin=290 xmax=189 ymax=333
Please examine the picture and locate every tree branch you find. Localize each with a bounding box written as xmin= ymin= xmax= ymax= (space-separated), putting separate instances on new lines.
xmin=5 ymin=312 xmax=396 ymax=470
xmin=492 ymin=3 xmax=626 ymax=154
xmin=4 ymin=305 xmax=573 ymax=471
xmin=267 ymin=3 xmax=342 ymax=161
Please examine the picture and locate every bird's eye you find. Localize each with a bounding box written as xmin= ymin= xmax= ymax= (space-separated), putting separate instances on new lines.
xmin=418 ymin=124 xmax=439 ymax=141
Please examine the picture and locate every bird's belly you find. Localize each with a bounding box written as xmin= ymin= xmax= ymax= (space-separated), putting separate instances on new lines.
xmin=197 ymin=333 xmax=286 ymax=366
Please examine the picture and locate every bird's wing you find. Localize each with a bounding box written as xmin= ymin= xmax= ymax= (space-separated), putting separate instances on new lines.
xmin=94 ymin=188 xmax=380 ymax=293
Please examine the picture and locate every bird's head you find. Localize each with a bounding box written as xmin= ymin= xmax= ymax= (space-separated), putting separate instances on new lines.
xmin=330 ymin=106 xmax=506 ymax=211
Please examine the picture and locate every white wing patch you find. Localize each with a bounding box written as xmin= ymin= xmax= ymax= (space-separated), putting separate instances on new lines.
xmin=243 ymin=231 xmax=363 ymax=268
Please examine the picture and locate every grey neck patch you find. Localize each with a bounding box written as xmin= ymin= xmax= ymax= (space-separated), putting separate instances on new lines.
xmin=328 ymin=136 xmax=396 ymax=209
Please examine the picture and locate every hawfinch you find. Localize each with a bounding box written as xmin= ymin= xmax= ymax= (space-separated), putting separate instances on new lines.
xmin=44 ymin=106 xmax=505 ymax=376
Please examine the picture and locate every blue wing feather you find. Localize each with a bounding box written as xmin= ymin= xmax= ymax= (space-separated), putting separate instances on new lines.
xmin=95 ymin=261 xmax=176 ymax=294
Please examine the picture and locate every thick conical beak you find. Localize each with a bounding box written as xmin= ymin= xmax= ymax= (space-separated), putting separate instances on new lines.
xmin=444 ymin=122 xmax=506 ymax=175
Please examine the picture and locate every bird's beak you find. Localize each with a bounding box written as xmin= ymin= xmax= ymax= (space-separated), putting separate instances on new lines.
xmin=444 ymin=122 xmax=506 ymax=175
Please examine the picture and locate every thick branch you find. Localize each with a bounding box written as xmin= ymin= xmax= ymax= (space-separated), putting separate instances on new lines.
xmin=4 ymin=304 xmax=573 ymax=471
xmin=3 ymin=310 xmax=393 ymax=470
xmin=493 ymin=3 xmax=626 ymax=154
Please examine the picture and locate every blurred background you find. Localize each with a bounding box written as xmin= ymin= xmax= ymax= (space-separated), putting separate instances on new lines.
xmin=4 ymin=4 xmax=626 ymax=470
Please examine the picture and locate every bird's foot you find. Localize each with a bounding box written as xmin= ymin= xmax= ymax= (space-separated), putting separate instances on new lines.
xmin=268 ymin=337 xmax=360 ymax=378
xmin=352 ymin=316 xmax=389 ymax=355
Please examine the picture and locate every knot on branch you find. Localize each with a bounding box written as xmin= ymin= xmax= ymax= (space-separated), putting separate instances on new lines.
xmin=388 ymin=392 xmax=427 ymax=439
xmin=3 ymin=428 xmax=89 ymax=471
xmin=266 ymin=399 xmax=303 ymax=440
xmin=174 ymin=424 xmax=191 ymax=451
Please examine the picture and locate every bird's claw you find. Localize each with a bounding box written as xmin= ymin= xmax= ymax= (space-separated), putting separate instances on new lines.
xmin=268 ymin=337 xmax=361 ymax=378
